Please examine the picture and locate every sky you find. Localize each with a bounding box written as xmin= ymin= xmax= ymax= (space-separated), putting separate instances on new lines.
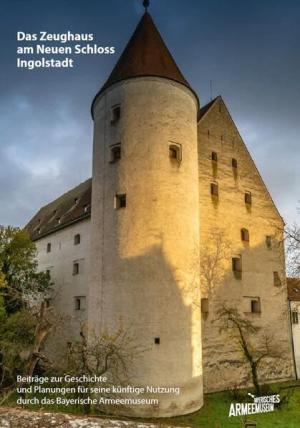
xmin=0 ymin=0 xmax=300 ymax=227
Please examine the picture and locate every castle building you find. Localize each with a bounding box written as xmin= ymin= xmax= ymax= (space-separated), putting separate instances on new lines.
xmin=26 ymin=9 xmax=295 ymax=418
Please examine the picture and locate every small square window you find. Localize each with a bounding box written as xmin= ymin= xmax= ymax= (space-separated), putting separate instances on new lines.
xmin=211 ymin=182 xmax=219 ymax=197
xmin=46 ymin=243 xmax=51 ymax=253
xmin=73 ymin=262 xmax=79 ymax=275
xmin=273 ymin=271 xmax=281 ymax=287
xmin=232 ymin=158 xmax=238 ymax=168
xmin=154 ymin=337 xmax=160 ymax=344
xmin=292 ymin=311 xmax=299 ymax=324
xmin=111 ymin=105 xmax=121 ymax=124
xmin=74 ymin=234 xmax=81 ymax=245
xmin=169 ymin=143 xmax=182 ymax=161
xmin=251 ymin=299 xmax=261 ymax=313
xmin=74 ymin=296 xmax=86 ymax=311
xmin=110 ymin=144 xmax=121 ymax=163
xmin=266 ymin=235 xmax=272 ymax=248
xmin=241 ymin=228 xmax=249 ymax=242
xmin=245 ymin=192 xmax=252 ymax=205
xmin=211 ymin=151 xmax=218 ymax=162
xmin=115 ymin=194 xmax=126 ymax=209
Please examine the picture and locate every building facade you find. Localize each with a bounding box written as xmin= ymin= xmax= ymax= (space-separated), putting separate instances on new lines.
xmin=26 ymin=10 xmax=295 ymax=418
xmin=287 ymin=278 xmax=300 ymax=379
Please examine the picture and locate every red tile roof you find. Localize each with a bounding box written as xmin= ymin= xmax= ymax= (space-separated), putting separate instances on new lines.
xmin=26 ymin=179 xmax=91 ymax=241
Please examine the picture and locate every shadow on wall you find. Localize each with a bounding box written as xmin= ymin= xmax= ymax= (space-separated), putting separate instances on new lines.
xmin=199 ymin=228 xmax=294 ymax=393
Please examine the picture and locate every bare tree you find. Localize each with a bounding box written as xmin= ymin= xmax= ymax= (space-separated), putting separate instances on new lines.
xmin=215 ymin=305 xmax=285 ymax=396
xmin=285 ymin=224 xmax=300 ymax=277
xmin=200 ymin=228 xmax=231 ymax=298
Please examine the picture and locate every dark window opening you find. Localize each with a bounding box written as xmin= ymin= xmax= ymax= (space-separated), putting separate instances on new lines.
xmin=232 ymin=158 xmax=238 ymax=168
xmin=115 ymin=194 xmax=126 ymax=209
xmin=74 ymin=296 xmax=86 ymax=311
xmin=292 ymin=311 xmax=299 ymax=324
xmin=241 ymin=228 xmax=249 ymax=242
xmin=110 ymin=145 xmax=121 ymax=163
xmin=73 ymin=262 xmax=79 ymax=275
xmin=111 ymin=105 xmax=121 ymax=124
xmin=211 ymin=182 xmax=219 ymax=197
xmin=169 ymin=144 xmax=182 ymax=161
xmin=211 ymin=151 xmax=218 ymax=162
xmin=154 ymin=337 xmax=160 ymax=345
xmin=74 ymin=234 xmax=81 ymax=245
xmin=46 ymin=243 xmax=51 ymax=253
xmin=266 ymin=235 xmax=272 ymax=248
xmin=75 ymin=298 xmax=81 ymax=310
xmin=232 ymin=257 xmax=242 ymax=276
xmin=251 ymin=299 xmax=261 ymax=313
xmin=245 ymin=192 xmax=252 ymax=205
xmin=273 ymin=271 xmax=281 ymax=287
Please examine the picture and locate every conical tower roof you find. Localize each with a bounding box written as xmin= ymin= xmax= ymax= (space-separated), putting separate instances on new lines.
xmin=92 ymin=12 xmax=197 ymax=115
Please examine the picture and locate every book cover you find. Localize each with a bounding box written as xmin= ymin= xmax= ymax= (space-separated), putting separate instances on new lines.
xmin=0 ymin=1 xmax=299 ymax=427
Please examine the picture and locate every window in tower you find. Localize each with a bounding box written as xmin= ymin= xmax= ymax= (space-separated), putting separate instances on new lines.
xmin=110 ymin=144 xmax=121 ymax=163
xmin=245 ymin=191 xmax=252 ymax=205
xmin=210 ymin=182 xmax=219 ymax=197
xmin=232 ymin=158 xmax=238 ymax=169
xmin=211 ymin=151 xmax=218 ymax=162
xmin=154 ymin=337 xmax=160 ymax=345
xmin=111 ymin=105 xmax=121 ymax=124
xmin=74 ymin=296 xmax=86 ymax=311
xmin=241 ymin=228 xmax=250 ymax=242
xmin=169 ymin=143 xmax=182 ymax=162
xmin=115 ymin=194 xmax=126 ymax=209
xmin=46 ymin=242 xmax=51 ymax=253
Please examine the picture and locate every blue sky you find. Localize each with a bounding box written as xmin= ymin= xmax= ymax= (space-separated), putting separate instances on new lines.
xmin=0 ymin=0 xmax=300 ymax=226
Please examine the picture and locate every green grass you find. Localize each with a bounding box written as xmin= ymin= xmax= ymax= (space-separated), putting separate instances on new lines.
xmin=3 ymin=380 xmax=300 ymax=427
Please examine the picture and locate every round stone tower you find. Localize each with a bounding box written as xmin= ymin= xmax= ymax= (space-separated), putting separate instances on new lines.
xmin=88 ymin=11 xmax=203 ymax=417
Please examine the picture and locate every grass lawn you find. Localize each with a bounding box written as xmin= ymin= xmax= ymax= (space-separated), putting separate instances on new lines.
xmin=159 ymin=381 xmax=300 ymax=428
xmin=3 ymin=380 xmax=300 ymax=427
